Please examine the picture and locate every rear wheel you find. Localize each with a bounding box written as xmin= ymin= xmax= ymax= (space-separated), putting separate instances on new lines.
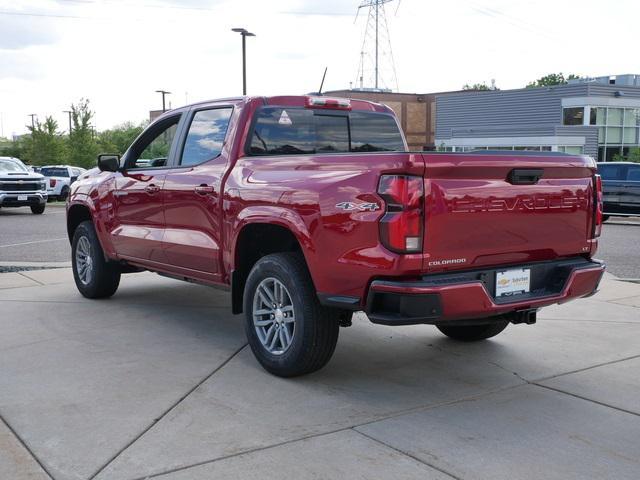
xmin=30 ymin=204 xmax=45 ymax=214
xmin=243 ymin=252 xmax=339 ymax=377
xmin=60 ymin=186 xmax=70 ymax=201
xmin=436 ymin=319 xmax=509 ymax=342
xmin=72 ymin=220 xmax=120 ymax=298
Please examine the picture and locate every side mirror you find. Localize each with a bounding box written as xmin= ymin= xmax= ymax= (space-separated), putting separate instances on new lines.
xmin=97 ymin=154 xmax=120 ymax=172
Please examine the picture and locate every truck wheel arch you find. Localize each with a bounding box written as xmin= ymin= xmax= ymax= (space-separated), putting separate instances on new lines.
xmin=67 ymin=202 xmax=116 ymax=261
xmin=231 ymin=222 xmax=314 ymax=315
xmin=67 ymin=204 xmax=93 ymax=243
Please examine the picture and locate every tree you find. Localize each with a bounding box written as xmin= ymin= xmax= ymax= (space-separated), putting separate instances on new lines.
xmin=526 ymin=73 xmax=581 ymax=88
xmin=462 ymin=82 xmax=498 ymax=91
xmin=613 ymin=147 xmax=640 ymax=163
xmin=67 ymin=98 xmax=100 ymax=168
xmin=97 ymin=121 xmax=146 ymax=155
xmin=22 ymin=116 xmax=66 ymax=166
xmin=0 ymin=137 xmax=27 ymax=160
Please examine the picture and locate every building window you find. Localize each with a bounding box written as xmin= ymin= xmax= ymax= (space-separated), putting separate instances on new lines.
xmin=558 ymin=146 xmax=584 ymax=154
xmin=588 ymin=106 xmax=640 ymax=161
xmin=563 ymin=107 xmax=585 ymax=125
xmin=449 ymin=145 xmax=552 ymax=152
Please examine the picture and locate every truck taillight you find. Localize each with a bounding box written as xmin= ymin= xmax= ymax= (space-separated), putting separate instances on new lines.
xmin=593 ymin=174 xmax=603 ymax=238
xmin=305 ymin=96 xmax=351 ymax=110
xmin=377 ymin=175 xmax=424 ymax=253
xmin=50 ymin=178 xmax=56 ymax=187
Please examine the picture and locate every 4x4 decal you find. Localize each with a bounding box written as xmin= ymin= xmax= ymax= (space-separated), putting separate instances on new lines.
xmin=335 ymin=201 xmax=380 ymax=212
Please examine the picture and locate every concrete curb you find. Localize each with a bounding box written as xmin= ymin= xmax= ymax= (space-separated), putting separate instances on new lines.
xmin=0 ymin=261 xmax=72 ymax=268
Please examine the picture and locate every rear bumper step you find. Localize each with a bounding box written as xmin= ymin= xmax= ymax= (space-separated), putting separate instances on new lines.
xmin=365 ymin=258 xmax=605 ymax=326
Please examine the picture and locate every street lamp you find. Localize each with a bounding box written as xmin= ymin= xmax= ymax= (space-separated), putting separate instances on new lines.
xmin=155 ymin=90 xmax=171 ymax=112
xmin=231 ymin=27 xmax=255 ymax=95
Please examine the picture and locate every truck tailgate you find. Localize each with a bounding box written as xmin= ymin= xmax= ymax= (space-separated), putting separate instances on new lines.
xmin=422 ymin=152 xmax=596 ymax=272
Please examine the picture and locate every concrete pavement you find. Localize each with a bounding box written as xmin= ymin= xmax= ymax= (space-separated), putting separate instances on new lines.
xmin=0 ymin=269 xmax=639 ymax=480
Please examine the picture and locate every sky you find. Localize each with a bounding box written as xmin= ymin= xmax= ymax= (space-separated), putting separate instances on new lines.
xmin=0 ymin=0 xmax=638 ymax=138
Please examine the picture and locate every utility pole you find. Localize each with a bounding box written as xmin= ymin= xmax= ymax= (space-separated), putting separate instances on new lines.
xmin=28 ymin=114 xmax=37 ymax=129
xmin=155 ymin=90 xmax=171 ymax=112
xmin=63 ymin=110 xmax=72 ymax=134
xmin=231 ymin=28 xmax=256 ymax=95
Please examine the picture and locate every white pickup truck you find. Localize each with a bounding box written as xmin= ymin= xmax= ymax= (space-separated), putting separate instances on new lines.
xmin=40 ymin=165 xmax=86 ymax=201
xmin=0 ymin=157 xmax=48 ymax=213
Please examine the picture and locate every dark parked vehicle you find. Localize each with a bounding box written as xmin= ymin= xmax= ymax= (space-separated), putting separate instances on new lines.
xmin=597 ymin=162 xmax=640 ymax=219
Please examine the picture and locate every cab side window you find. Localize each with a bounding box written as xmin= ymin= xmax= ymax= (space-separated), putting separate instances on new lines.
xmin=126 ymin=115 xmax=181 ymax=169
xmin=180 ymin=108 xmax=233 ymax=166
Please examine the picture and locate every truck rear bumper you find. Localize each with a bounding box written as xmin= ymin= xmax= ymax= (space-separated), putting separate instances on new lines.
xmin=365 ymin=258 xmax=605 ymax=326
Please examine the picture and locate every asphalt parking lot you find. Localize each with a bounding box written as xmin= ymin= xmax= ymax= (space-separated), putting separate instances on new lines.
xmin=0 ymin=269 xmax=639 ymax=479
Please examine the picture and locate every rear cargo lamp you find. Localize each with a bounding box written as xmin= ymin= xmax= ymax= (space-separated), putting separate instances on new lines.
xmin=377 ymin=175 xmax=424 ymax=253
xmin=305 ymin=96 xmax=351 ymax=110
xmin=593 ymin=174 xmax=603 ymax=238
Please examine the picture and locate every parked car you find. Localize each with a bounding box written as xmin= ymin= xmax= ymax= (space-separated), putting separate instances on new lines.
xmin=597 ymin=162 xmax=640 ymax=220
xmin=0 ymin=156 xmax=48 ymax=213
xmin=40 ymin=165 xmax=86 ymax=201
xmin=66 ymin=95 xmax=605 ymax=377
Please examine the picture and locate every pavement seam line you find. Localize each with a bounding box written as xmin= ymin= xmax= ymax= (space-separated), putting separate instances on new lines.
xmin=0 ymin=237 xmax=68 ymax=248
xmin=352 ymin=429 xmax=462 ymax=480
xmin=17 ymin=271 xmax=46 ymax=286
xmin=531 ymin=383 xmax=640 ymax=418
xmin=124 ymin=383 xmax=529 ymax=480
xmin=0 ymin=412 xmax=55 ymax=480
xmin=531 ymin=353 xmax=640 ymax=383
xmin=0 ymin=298 xmax=231 ymax=309
xmin=87 ymin=343 xmax=249 ymax=480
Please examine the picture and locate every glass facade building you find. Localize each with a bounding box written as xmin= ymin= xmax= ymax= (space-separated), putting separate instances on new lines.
xmin=435 ymin=76 xmax=640 ymax=161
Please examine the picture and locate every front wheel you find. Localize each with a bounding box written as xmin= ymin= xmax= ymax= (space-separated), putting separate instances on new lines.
xmin=243 ymin=253 xmax=339 ymax=377
xmin=436 ymin=319 xmax=509 ymax=342
xmin=71 ymin=220 xmax=121 ymax=298
xmin=30 ymin=204 xmax=45 ymax=214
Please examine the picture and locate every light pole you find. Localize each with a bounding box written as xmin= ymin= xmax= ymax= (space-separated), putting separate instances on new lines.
xmin=155 ymin=90 xmax=171 ymax=112
xmin=63 ymin=110 xmax=72 ymax=134
xmin=28 ymin=113 xmax=37 ymax=129
xmin=231 ymin=28 xmax=255 ymax=95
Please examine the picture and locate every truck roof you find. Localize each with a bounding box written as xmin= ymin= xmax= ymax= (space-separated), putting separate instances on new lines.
xmin=164 ymin=95 xmax=394 ymax=116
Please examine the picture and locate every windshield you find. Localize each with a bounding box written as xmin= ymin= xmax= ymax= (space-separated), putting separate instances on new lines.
xmin=0 ymin=159 xmax=28 ymax=173
xmin=41 ymin=167 xmax=69 ymax=177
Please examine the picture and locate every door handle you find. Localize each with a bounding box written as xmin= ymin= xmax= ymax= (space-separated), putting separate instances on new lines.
xmin=195 ymin=185 xmax=214 ymax=195
xmin=145 ymin=184 xmax=160 ymax=194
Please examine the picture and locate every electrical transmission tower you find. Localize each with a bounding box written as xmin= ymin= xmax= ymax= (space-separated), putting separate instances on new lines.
xmin=354 ymin=0 xmax=399 ymax=92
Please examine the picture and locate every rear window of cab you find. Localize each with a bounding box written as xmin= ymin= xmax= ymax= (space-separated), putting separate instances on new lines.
xmin=248 ymin=107 xmax=405 ymax=156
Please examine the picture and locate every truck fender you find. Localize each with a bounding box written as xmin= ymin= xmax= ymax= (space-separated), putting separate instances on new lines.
xmin=67 ymin=195 xmax=118 ymax=261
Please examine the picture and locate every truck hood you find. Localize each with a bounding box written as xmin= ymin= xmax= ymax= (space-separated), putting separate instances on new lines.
xmin=0 ymin=171 xmax=45 ymax=180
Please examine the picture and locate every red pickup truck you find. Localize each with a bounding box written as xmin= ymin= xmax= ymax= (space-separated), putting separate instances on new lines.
xmin=66 ymin=95 xmax=605 ymax=377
